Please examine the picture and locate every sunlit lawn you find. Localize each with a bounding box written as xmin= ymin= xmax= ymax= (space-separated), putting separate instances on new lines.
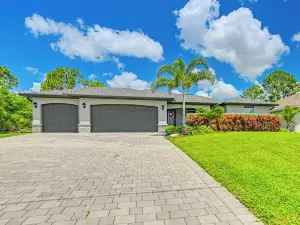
xmin=0 ymin=131 xmax=31 ymax=138
xmin=170 ymin=132 xmax=300 ymax=225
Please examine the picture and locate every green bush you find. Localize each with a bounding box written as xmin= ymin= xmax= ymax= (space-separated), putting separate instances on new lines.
xmin=165 ymin=125 xmax=176 ymax=135
xmin=280 ymin=128 xmax=287 ymax=132
xmin=175 ymin=126 xmax=182 ymax=133
xmin=193 ymin=125 xmax=214 ymax=135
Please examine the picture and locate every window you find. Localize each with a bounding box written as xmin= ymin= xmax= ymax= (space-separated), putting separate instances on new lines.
xmin=187 ymin=108 xmax=196 ymax=114
xmin=244 ymin=106 xmax=254 ymax=113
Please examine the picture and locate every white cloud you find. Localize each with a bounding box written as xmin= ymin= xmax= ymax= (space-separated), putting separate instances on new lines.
xmin=172 ymin=89 xmax=182 ymax=94
xmin=25 ymin=14 xmax=163 ymax=63
xmin=29 ymin=82 xmax=41 ymax=92
xmin=88 ymin=74 xmax=97 ymax=80
xmin=210 ymin=80 xmax=241 ymax=99
xmin=195 ymin=91 xmax=210 ymax=97
xmin=112 ymin=56 xmax=125 ymax=70
xmin=24 ymin=66 xmax=39 ymax=74
xmin=103 ymin=72 xmax=113 ymax=77
xmin=292 ymin=32 xmax=300 ymax=42
xmin=107 ymin=72 xmax=149 ymax=90
xmin=76 ymin=18 xmax=84 ymax=29
xmin=175 ymin=0 xmax=289 ymax=81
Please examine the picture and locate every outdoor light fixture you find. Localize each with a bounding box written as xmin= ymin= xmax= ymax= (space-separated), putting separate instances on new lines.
xmin=82 ymin=103 xmax=86 ymax=108
xmin=162 ymin=105 xmax=165 ymax=110
xmin=33 ymin=102 xmax=38 ymax=108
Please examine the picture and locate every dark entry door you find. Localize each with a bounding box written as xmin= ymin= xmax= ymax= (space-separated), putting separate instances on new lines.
xmin=91 ymin=105 xmax=158 ymax=132
xmin=168 ymin=109 xmax=176 ymax=126
xmin=42 ymin=104 xmax=78 ymax=133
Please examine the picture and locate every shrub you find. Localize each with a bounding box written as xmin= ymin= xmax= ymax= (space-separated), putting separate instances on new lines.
xmin=280 ymin=128 xmax=287 ymax=132
xmin=175 ymin=126 xmax=182 ymax=133
xmin=165 ymin=125 xmax=176 ymax=135
xmin=165 ymin=125 xmax=183 ymax=135
xmin=193 ymin=125 xmax=214 ymax=135
xmin=210 ymin=114 xmax=281 ymax=132
xmin=187 ymin=115 xmax=208 ymax=127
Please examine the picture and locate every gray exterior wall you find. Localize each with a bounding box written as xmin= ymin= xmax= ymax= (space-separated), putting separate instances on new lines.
xmin=225 ymin=105 xmax=271 ymax=114
xmin=167 ymin=104 xmax=210 ymax=126
xmin=32 ymin=97 xmax=168 ymax=133
xmin=281 ymin=114 xmax=300 ymax=132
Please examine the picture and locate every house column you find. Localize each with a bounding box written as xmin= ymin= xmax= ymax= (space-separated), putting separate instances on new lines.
xmin=78 ymin=98 xmax=91 ymax=133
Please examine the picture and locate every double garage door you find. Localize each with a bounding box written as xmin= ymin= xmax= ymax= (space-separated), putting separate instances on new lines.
xmin=42 ymin=104 xmax=158 ymax=132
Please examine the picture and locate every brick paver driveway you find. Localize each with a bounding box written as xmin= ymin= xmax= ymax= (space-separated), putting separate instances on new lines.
xmin=0 ymin=133 xmax=261 ymax=225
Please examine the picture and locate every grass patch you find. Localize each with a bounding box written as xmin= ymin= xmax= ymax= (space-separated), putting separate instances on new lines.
xmin=170 ymin=132 xmax=300 ymax=225
xmin=0 ymin=130 xmax=31 ymax=138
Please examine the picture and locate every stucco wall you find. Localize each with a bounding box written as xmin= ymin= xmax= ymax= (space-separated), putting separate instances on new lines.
xmin=225 ymin=105 xmax=271 ymax=114
xmin=167 ymin=104 xmax=210 ymax=126
xmin=281 ymin=114 xmax=300 ymax=132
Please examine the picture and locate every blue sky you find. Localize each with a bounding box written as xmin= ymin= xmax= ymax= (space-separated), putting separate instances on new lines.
xmin=1 ymin=0 xmax=300 ymax=99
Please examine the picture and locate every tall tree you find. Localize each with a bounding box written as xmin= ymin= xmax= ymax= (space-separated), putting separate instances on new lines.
xmin=81 ymin=80 xmax=106 ymax=88
xmin=41 ymin=67 xmax=83 ymax=91
xmin=263 ymin=70 xmax=300 ymax=102
xmin=0 ymin=66 xmax=19 ymax=89
xmin=241 ymin=85 xmax=266 ymax=101
xmin=151 ymin=58 xmax=215 ymax=131
xmin=280 ymin=105 xmax=300 ymax=131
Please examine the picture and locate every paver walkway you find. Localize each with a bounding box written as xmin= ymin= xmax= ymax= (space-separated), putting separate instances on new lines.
xmin=0 ymin=133 xmax=261 ymax=225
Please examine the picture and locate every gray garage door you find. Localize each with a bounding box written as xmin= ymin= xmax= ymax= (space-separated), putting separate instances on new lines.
xmin=91 ymin=105 xmax=158 ymax=132
xmin=42 ymin=104 xmax=78 ymax=133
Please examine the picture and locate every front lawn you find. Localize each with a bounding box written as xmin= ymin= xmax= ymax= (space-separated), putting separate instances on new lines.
xmin=170 ymin=132 xmax=300 ymax=225
xmin=0 ymin=131 xmax=31 ymax=138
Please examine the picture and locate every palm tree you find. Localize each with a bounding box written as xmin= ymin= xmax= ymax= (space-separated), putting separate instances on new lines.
xmin=280 ymin=105 xmax=300 ymax=131
xmin=151 ymin=58 xmax=215 ymax=132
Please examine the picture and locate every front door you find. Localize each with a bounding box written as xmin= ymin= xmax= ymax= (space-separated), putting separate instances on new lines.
xmin=168 ymin=109 xmax=176 ymax=126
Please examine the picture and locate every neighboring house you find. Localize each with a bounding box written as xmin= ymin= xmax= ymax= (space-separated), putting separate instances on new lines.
xmin=271 ymin=93 xmax=300 ymax=132
xmin=20 ymin=88 xmax=276 ymax=133
xmin=219 ymin=98 xmax=277 ymax=114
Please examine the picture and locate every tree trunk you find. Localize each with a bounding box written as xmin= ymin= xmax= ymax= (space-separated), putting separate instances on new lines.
xmin=287 ymin=121 xmax=291 ymax=131
xmin=182 ymin=90 xmax=186 ymax=133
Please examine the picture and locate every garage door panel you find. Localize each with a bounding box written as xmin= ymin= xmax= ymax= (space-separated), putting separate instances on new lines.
xmin=42 ymin=104 xmax=78 ymax=133
xmin=91 ymin=105 xmax=158 ymax=132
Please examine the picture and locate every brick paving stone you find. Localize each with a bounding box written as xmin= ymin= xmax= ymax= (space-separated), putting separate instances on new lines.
xmin=114 ymin=215 xmax=135 ymax=224
xmin=23 ymin=215 xmax=50 ymax=225
xmin=0 ymin=134 xmax=261 ymax=225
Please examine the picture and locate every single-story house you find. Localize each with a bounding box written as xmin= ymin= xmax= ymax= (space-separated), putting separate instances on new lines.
xmin=219 ymin=98 xmax=277 ymax=114
xmin=20 ymin=88 xmax=277 ymax=133
xmin=271 ymin=93 xmax=300 ymax=132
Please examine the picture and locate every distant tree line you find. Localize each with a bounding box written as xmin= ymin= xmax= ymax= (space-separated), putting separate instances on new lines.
xmin=241 ymin=70 xmax=300 ymax=102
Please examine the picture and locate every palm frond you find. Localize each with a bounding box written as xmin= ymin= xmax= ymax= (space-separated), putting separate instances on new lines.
xmin=189 ymin=70 xmax=215 ymax=86
xmin=173 ymin=59 xmax=186 ymax=72
xmin=186 ymin=57 xmax=209 ymax=74
xmin=156 ymin=65 xmax=175 ymax=78
xmin=151 ymin=77 xmax=174 ymax=91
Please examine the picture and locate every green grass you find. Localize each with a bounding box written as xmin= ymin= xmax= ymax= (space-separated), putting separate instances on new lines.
xmin=170 ymin=132 xmax=300 ymax=225
xmin=0 ymin=130 xmax=31 ymax=138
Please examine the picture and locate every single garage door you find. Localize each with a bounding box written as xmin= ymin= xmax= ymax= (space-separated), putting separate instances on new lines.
xmin=42 ymin=104 xmax=78 ymax=132
xmin=91 ymin=105 xmax=158 ymax=132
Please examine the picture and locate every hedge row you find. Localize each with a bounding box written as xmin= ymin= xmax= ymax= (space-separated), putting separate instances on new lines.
xmin=187 ymin=114 xmax=281 ymax=132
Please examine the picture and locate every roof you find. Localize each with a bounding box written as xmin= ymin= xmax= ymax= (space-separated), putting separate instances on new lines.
xmin=171 ymin=94 xmax=220 ymax=105
xmin=219 ymin=98 xmax=278 ymax=106
xmin=20 ymin=87 xmax=219 ymax=104
xmin=19 ymin=88 xmax=175 ymax=101
xmin=272 ymin=93 xmax=300 ymax=111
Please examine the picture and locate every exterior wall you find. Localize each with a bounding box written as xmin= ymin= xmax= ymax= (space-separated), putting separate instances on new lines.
xmin=281 ymin=114 xmax=300 ymax=132
xmin=225 ymin=105 xmax=271 ymax=114
xmin=167 ymin=104 xmax=210 ymax=126
xmin=32 ymin=97 xmax=168 ymax=133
